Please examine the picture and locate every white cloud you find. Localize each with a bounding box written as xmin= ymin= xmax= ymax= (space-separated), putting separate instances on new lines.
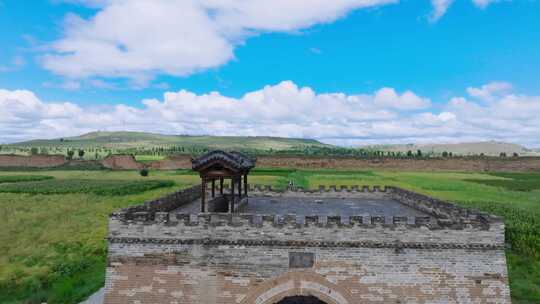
xmin=429 ymin=0 xmax=506 ymax=21
xmin=1 ymin=81 xmax=539 ymax=147
xmin=429 ymin=0 xmax=454 ymax=22
xmin=39 ymin=0 xmax=513 ymax=84
xmin=42 ymin=0 xmax=397 ymax=84
xmin=12 ymin=55 xmax=26 ymax=68
xmin=374 ymin=87 xmax=431 ymax=110
xmin=0 ymin=55 xmax=27 ymax=73
xmin=466 ymin=81 xmax=512 ymax=101
xmin=472 ymin=0 xmax=501 ymax=9
xmin=43 ymin=80 xmax=82 ymax=91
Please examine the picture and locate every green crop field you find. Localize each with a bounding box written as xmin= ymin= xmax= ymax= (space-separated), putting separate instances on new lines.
xmin=0 ymin=169 xmax=538 ymax=303
xmin=134 ymin=154 xmax=166 ymax=162
xmin=0 ymin=179 xmax=174 ymax=196
xmin=0 ymin=175 xmax=53 ymax=184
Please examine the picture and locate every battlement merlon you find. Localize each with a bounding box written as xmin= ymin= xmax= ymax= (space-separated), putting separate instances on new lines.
xmin=108 ymin=211 xmax=505 ymax=249
xmin=113 ymin=184 xmax=502 ymax=226
xmin=108 ymin=184 xmax=505 ymax=249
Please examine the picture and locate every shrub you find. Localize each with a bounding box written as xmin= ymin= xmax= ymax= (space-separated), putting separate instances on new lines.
xmin=66 ymin=150 xmax=75 ymax=160
xmin=139 ymin=168 xmax=149 ymax=177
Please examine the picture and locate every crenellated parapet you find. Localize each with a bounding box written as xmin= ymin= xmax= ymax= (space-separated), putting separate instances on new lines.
xmin=115 ymin=184 xmax=200 ymax=215
xmin=387 ymin=186 xmax=501 ymax=223
xmin=111 ymin=209 xmax=502 ymax=231
xmin=243 ymin=184 xmax=392 ymax=193
xmin=112 ymin=184 xmax=501 ymax=228
xmin=113 ymin=211 xmax=434 ymax=226
xmin=109 ymin=184 xmax=506 ymax=250
xmin=108 ymin=211 xmax=505 ymax=250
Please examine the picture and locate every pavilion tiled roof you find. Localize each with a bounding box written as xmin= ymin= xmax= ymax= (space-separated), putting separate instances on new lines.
xmin=191 ymin=150 xmax=256 ymax=172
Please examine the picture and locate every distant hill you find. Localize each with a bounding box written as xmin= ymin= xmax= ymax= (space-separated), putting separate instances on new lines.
xmin=366 ymin=141 xmax=539 ymax=156
xmin=11 ymin=131 xmax=332 ymax=151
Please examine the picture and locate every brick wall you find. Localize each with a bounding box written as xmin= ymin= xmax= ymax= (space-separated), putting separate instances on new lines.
xmin=104 ymin=186 xmax=511 ymax=304
xmin=104 ymin=243 xmax=510 ymax=304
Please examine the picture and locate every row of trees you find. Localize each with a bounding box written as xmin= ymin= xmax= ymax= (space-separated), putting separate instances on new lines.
xmin=0 ymin=144 xmax=523 ymax=159
xmin=30 ymin=147 xmax=86 ymax=160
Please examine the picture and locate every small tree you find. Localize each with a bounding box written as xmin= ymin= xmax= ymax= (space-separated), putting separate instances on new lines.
xmin=78 ymin=149 xmax=85 ymax=159
xmin=416 ymin=150 xmax=422 ymax=158
xmin=513 ymin=152 xmax=519 ymax=158
xmin=406 ymin=150 xmax=413 ymax=158
xmin=30 ymin=147 xmax=39 ymax=155
xmin=139 ymin=168 xmax=149 ymax=177
xmin=442 ymin=151 xmax=448 ymax=158
xmin=500 ymin=152 xmax=507 ymax=158
xmin=67 ymin=150 xmax=75 ymax=160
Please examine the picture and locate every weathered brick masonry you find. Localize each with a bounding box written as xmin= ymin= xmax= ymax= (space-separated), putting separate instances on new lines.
xmin=104 ymin=186 xmax=511 ymax=304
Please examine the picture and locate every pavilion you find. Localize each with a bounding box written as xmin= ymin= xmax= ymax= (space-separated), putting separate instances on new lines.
xmin=191 ymin=150 xmax=255 ymax=213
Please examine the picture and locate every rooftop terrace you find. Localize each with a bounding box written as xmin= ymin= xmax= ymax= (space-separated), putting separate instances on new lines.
xmin=113 ymin=184 xmax=501 ymax=231
xmin=174 ymin=194 xmax=430 ymax=217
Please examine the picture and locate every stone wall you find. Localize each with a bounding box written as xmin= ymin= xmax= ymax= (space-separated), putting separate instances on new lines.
xmin=105 ymin=185 xmax=510 ymax=304
xmin=148 ymin=154 xmax=540 ymax=172
xmin=101 ymin=155 xmax=143 ymax=170
xmin=0 ymin=154 xmax=67 ymax=168
xmin=148 ymin=155 xmax=193 ymax=170
xmin=2 ymin=153 xmax=539 ymax=172
xmin=116 ymin=185 xmax=200 ymax=217
xmin=258 ymin=155 xmax=540 ymax=172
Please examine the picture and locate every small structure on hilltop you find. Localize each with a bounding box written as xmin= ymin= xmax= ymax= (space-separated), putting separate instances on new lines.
xmin=192 ymin=150 xmax=255 ymax=213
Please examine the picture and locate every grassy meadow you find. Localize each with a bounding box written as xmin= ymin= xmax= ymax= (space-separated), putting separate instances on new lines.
xmin=0 ymin=168 xmax=538 ymax=303
xmin=8 ymin=131 xmax=330 ymax=151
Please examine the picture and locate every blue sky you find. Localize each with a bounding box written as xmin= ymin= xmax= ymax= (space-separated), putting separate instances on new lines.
xmin=1 ymin=0 xmax=539 ymax=146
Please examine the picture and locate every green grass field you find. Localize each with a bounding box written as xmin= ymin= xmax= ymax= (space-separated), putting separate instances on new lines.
xmin=0 ymin=179 xmax=174 ymax=196
xmin=0 ymin=169 xmax=538 ymax=303
xmin=134 ymin=154 xmax=166 ymax=162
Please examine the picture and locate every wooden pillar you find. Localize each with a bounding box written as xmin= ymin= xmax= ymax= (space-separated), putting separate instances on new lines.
xmin=220 ymin=177 xmax=224 ymax=195
xmin=230 ymin=178 xmax=235 ymax=213
xmin=211 ymin=179 xmax=215 ymax=198
xmin=201 ymin=179 xmax=206 ymax=213
xmin=238 ymin=176 xmax=242 ymax=198
xmin=244 ymin=174 xmax=248 ymax=196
